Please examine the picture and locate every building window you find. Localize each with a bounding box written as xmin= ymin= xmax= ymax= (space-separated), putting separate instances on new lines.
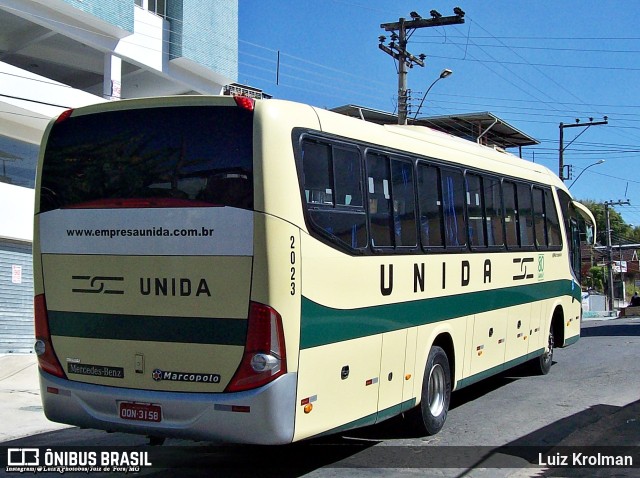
xmin=135 ymin=0 xmax=167 ymax=18
xmin=149 ymin=0 xmax=167 ymax=17
xmin=0 ymin=135 xmax=38 ymax=189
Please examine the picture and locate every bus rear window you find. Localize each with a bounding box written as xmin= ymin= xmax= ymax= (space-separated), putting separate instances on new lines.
xmin=40 ymin=106 xmax=253 ymax=212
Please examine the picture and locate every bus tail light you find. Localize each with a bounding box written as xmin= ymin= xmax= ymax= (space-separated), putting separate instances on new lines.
xmin=225 ymin=302 xmax=286 ymax=392
xmin=34 ymin=294 xmax=66 ymax=378
xmin=54 ymin=109 xmax=74 ymax=124
xmin=233 ymin=95 xmax=255 ymax=111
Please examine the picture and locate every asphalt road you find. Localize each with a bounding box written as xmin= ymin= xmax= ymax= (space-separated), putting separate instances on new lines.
xmin=2 ymin=317 xmax=640 ymax=478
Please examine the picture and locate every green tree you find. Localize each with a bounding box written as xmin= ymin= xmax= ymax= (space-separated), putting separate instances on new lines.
xmin=585 ymin=266 xmax=605 ymax=292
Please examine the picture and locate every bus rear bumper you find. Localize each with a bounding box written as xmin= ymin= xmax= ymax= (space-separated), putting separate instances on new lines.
xmin=39 ymin=370 xmax=297 ymax=445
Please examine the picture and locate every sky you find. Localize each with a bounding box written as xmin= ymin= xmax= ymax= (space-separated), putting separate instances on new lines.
xmin=238 ymin=0 xmax=640 ymax=234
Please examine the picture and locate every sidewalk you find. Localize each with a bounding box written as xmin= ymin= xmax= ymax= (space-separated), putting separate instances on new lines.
xmin=0 ymin=354 xmax=69 ymax=442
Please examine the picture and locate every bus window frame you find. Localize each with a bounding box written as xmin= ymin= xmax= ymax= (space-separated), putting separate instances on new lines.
xmin=464 ymin=171 xmax=488 ymax=251
xmin=293 ymin=128 xmax=564 ymax=257
xmin=364 ymin=148 xmax=420 ymax=254
xmin=295 ymin=132 xmax=369 ymax=255
xmin=480 ymin=173 xmax=506 ymax=252
xmin=416 ymin=159 xmax=446 ymax=253
xmin=439 ymin=166 xmax=468 ymax=252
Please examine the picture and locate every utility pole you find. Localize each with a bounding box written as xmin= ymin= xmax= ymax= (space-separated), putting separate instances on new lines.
xmin=379 ymin=8 xmax=465 ymax=125
xmin=604 ymin=199 xmax=630 ymax=312
xmin=558 ymin=117 xmax=608 ymax=180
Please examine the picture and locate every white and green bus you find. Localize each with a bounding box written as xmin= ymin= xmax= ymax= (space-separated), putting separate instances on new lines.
xmin=34 ymin=95 xmax=594 ymax=444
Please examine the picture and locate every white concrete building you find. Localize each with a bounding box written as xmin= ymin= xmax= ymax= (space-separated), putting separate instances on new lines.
xmin=0 ymin=0 xmax=238 ymax=352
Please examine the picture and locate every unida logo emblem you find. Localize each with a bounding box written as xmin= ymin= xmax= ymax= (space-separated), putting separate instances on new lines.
xmin=152 ymin=368 xmax=220 ymax=384
xmin=72 ymin=275 xmax=124 ymax=294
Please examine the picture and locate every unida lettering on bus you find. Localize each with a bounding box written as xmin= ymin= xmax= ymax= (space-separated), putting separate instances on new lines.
xmin=152 ymin=368 xmax=221 ymax=384
xmin=379 ymin=259 xmax=495 ymax=296
xmin=139 ymin=277 xmax=211 ymax=297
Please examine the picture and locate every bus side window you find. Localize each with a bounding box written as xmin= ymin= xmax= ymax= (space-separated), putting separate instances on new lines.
xmin=441 ymin=168 xmax=466 ymax=248
xmin=532 ymin=187 xmax=547 ymax=248
xmin=334 ymin=148 xmax=364 ymax=207
xmin=391 ymin=159 xmax=417 ymax=247
xmin=517 ymin=183 xmax=534 ymax=247
xmin=417 ymin=163 xmax=444 ymax=249
xmin=484 ymin=176 xmax=504 ymax=247
xmin=366 ymin=153 xmax=417 ymax=249
xmin=301 ymin=140 xmax=367 ymax=250
xmin=302 ymin=141 xmax=333 ymax=205
xmin=503 ymin=181 xmax=518 ymax=249
xmin=544 ymin=189 xmax=562 ymax=247
xmin=466 ymin=173 xmax=486 ymax=248
xmin=366 ymin=152 xmax=394 ymax=247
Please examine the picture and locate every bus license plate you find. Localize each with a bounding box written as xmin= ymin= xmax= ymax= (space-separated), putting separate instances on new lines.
xmin=119 ymin=402 xmax=162 ymax=422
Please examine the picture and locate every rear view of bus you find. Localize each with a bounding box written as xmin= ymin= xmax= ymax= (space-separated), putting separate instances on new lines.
xmin=33 ymin=96 xmax=294 ymax=444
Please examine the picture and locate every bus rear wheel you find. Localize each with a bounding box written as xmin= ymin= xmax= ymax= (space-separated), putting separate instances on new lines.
xmin=409 ymin=345 xmax=451 ymax=435
xmin=537 ymin=326 xmax=554 ymax=375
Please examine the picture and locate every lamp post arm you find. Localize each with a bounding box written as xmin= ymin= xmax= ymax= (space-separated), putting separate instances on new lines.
xmin=413 ymin=77 xmax=440 ymax=120
xmin=568 ymin=160 xmax=604 ymax=189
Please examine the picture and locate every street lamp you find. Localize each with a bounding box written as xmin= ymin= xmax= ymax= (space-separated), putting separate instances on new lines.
xmin=412 ymin=68 xmax=452 ymax=120
xmin=568 ymin=159 xmax=605 ymax=189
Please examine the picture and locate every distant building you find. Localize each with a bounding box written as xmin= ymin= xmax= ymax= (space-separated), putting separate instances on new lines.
xmin=331 ymin=105 xmax=539 ymax=155
xmin=224 ymin=83 xmax=272 ymax=99
xmin=0 ymin=0 xmax=238 ymax=353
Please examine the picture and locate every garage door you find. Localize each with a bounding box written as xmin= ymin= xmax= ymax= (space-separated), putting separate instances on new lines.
xmin=0 ymin=240 xmax=34 ymax=354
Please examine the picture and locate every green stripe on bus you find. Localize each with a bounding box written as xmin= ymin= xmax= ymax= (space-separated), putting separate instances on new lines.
xmin=301 ymin=279 xmax=579 ymax=349
xmin=455 ymin=348 xmax=544 ymax=390
xmin=311 ymin=398 xmax=416 ymax=439
xmin=564 ymin=334 xmax=580 ymax=346
xmin=48 ymin=311 xmax=247 ymax=346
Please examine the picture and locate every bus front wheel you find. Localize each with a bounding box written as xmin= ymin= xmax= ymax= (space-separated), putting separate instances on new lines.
xmin=535 ymin=326 xmax=554 ymax=375
xmin=409 ymin=345 xmax=451 ymax=435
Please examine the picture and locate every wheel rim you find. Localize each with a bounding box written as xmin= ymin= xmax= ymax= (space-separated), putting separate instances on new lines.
xmin=428 ymin=363 xmax=446 ymax=417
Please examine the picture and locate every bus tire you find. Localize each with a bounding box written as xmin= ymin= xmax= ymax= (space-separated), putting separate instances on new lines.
xmin=540 ymin=326 xmax=554 ymax=374
xmin=410 ymin=346 xmax=451 ymax=435
xmin=532 ymin=325 xmax=554 ymax=375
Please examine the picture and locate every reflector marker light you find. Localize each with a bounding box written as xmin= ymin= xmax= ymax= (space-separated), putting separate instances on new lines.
xmin=498 ymin=338 xmax=505 ymax=344
xmin=214 ymin=404 xmax=251 ymax=413
xmin=365 ymin=377 xmax=379 ymax=386
xmin=300 ymin=395 xmax=317 ymax=406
